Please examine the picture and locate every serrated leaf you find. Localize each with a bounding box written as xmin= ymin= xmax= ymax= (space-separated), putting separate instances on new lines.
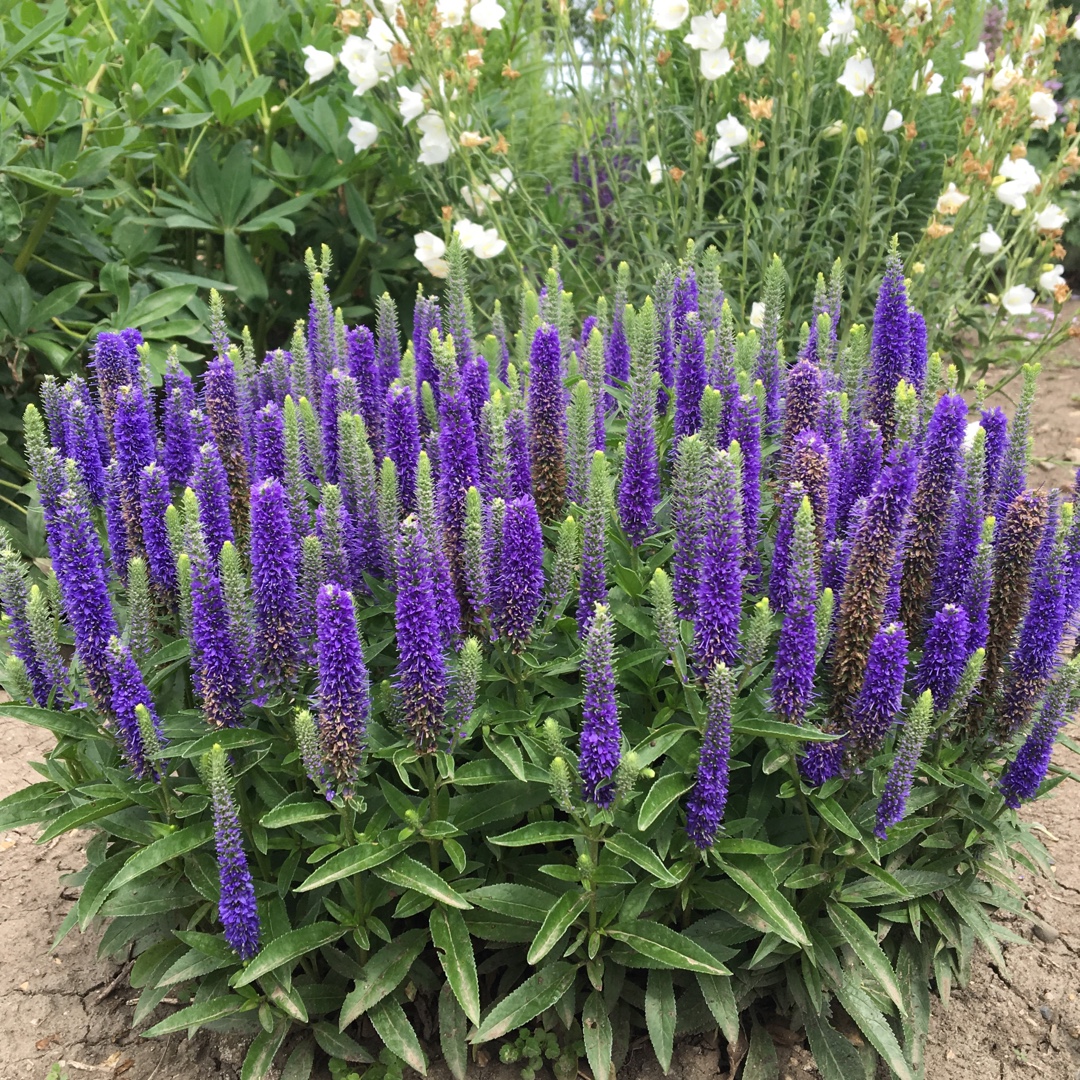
xmin=339 ymin=929 xmax=427 ymax=1028
xmin=645 ymin=970 xmax=676 ymax=1074
xmin=582 ymin=991 xmax=613 ymax=1080
xmin=232 ymin=923 xmax=343 ymax=988
xmin=280 ymin=1040 xmax=315 ymax=1080
xmin=431 ymin=907 xmax=481 ymax=1024
xmin=312 ymin=1022 xmax=374 ymax=1064
xmin=637 ymin=773 xmax=694 ymax=830
xmin=107 ymin=822 xmax=213 ymax=895
xmin=827 ymin=902 xmax=906 ymax=1015
xmin=241 ymin=1018 xmax=290 ymax=1080
xmin=373 ymin=854 xmax=471 ymax=909
xmin=605 ymin=834 xmax=678 ymax=885
xmin=440 ymin=982 xmax=469 ymax=1080
xmin=471 ymin=963 xmax=577 ymax=1043
xmin=606 ymin=921 xmax=730 ymax=976
xmin=489 ymin=820 xmax=580 ymax=846
xmin=464 ymin=883 xmax=559 ymax=922
xmin=697 ymin=973 xmax=739 ymax=1045
xmin=141 ymin=995 xmax=250 ymax=1037
xmin=38 ymin=799 xmax=132 ymax=844
xmin=834 ymin=981 xmax=915 ymax=1080
xmin=718 ymin=855 xmax=809 ymax=946
xmin=743 ymin=1021 xmax=778 ymax=1080
xmin=527 ymin=891 xmax=589 ymax=965
xmin=368 ymin=997 xmax=427 ymax=1075
xmin=295 ymin=842 xmax=406 ymax=892
xmin=802 ymin=1012 xmax=864 ymax=1080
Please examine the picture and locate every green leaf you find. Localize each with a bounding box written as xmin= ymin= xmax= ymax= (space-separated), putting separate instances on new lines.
xmin=142 ymin=995 xmax=250 ymax=1037
xmin=260 ymin=795 xmax=336 ymax=829
xmin=527 ymin=891 xmax=589 ymax=965
xmin=368 ymin=997 xmax=427 ymax=1075
xmin=718 ymin=856 xmax=810 ymax=946
xmin=295 ymin=842 xmax=406 ymax=892
xmin=232 ymin=923 xmax=344 ymax=988
xmin=696 ymin=973 xmax=739 ymax=1045
xmin=431 ymin=907 xmax=481 ymax=1024
xmin=489 ymin=820 xmax=580 ymax=846
xmin=439 ymin=982 xmax=469 ymax=1080
xmin=802 ymin=1013 xmax=863 ymax=1080
xmin=241 ymin=1018 xmax=291 ymax=1080
xmin=582 ymin=991 xmax=613 ymax=1080
xmin=944 ymin=885 xmax=1008 ymax=972
xmin=373 ymin=854 xmax=471 ymax=909
xmin=2 ymin=703 xmax=94 ymax=739
xmin=743 ymin=1022 xmax=778 ymax=1080
xmin=312 ymin=1023 xmax=374 ymax=1064
xmin=827 ymin=902 xmax=905 ymax=1014
xmin=814 ymin=796 xmax=861 ymax=840
xmin=464 ymin=883 xmax=558 ymax=922
xmin=339 ymin=929 xmax=427 ymax=1028
xmin=645 ymin=970 xmax=676 ymax=1074
xmin=38 ymin=799 xmax=132 ymax=844
xmin=834 ymin=981 xmax=914 ymax=1080
xmin=472 ymin=963 xmax=577 ymax=1043
xmin=733 ymin=717 xmax=841 ymax=740
xmin=108 ymin=822 xmax=213 ymax=895
xmin=606 ymin=921 xmax=730 ymax=976
xmin=605 ymin=834 xmax=678 ymax=885
xmin=638 ymin=773 xmax=694 ymax=830
xmin=280 ymin=1041 xmax=315 ymax=1080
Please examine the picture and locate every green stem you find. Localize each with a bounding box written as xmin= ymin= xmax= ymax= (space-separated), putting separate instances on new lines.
xmin=14 ymin=195 xmax=61 ymax=275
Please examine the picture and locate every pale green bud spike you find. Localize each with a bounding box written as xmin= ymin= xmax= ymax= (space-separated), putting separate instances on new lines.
xmin=547 ymin=515 xmax=580 ymax=615
xmin=568 ymin=381 xmax=595 ymax=503
xmin=4 ymin=654 xmax=33 ymax=703
xmin=135 ymin=703 xmax=163 ymax=765
xmin=126 ymin=557 xmax=153 ymax=662
xmin=298 ymin=397 xmax=325 ymax=482
xmin=615 ymin=750 xmax=641 ymax=802
xmin=893 ymin=380 xmax=919 ymax=445
xmin=814 ymin=587 xmax=835 ymax=665
xmin=463 ymin=486 xmax=486 ymax=619
xmin=379 ymin=458 xmax=401 ymax=585
xmin=219 ymin=541 xmax=251 ymax=662
xmin=798 ymin=321 xmax=811 ymax=356
xmin=815 ymin=311 xmax=833 ymax=366
xmin=650 ymin=567 xmax=679 ymax=660
xmin=420 ymin=380 xmax=439 ymax=434
xmin=294 ymin=708 xmax=322 ymax=787
xmin=735 ymin=329 xmax=759 ymax=377
xmin=550 ymin=756 xmax=574 ymax=813
xmin=700 ymin=386 xmax=722 ymax=452
xmin=742 ymin=596 xmax=774 ymax=671
xmin=177 ymin=552 xmax=192 ymax=640
xmin=584 ymin=327 xmax=606 ymax=414
xmin=417 ymin=451 xmax=438 ymax=548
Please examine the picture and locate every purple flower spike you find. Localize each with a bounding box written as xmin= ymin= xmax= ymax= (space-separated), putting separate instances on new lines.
xmin=113 ymin=383 xmax=157 ymax=558
xmin=505 ymin=410 xmax=532 ymax=499
xmin=528 ymin=324 xmax=567 ymax=523
xmin=780 ymin=359 xmax=823 ymax=454
xmin=674 ymin=314 xmax=707 ymax=443
xmin=490 ymin=495 xmax=544 ymax=651
xmin=376 ymin=293 xmax=402 ymax=398
xmin=915 ymin=604 xmax=970 ymax=711
xmin=579 ymin=603 xmax=621 ymax=809
xmin=91 ymin=331 xmax=141 ymax=443
xmin=139 ymin=464 xmax=178 ymax=596
xmin=207 ymin=746 xmax=260 ymax=961
xmin=769 ymin=483 xmax=801 ymax=614
xmin=1000 ymin=671 xmax=1076 ymax=808
xmin=163 ymin=386 xmax=196 ymax=488
xmin=605 ymin=300 xmax=631 ymax=410
xmin=617 ymin=356 xmax=660 ymax=547
xmin=694 ymin=452 xmax=744 ymax=675
xmin=194 ymin=443 xmax=235 ymax=559
xmin=412 ymin=295 xmax=443 ymax=415
xmin=251 ymin=478 xmax=300 ymax=689
xmin=346 ymin=325 xmax=382 ymax=448
xmin=737 ymin=394 xmax=763 ymax=582
xmin=686 ymin=662 xmax=735 ymax=848
xmin=866 ymin=248 xmax=911 ymax=446
xmin=52 ymin=488 xmax=120 ymax=707
xmin=63 ymin=391 xmax=108 ymax=505
xmin=104 ymin=463 xmax=131 ymax=582
xmin=848 ymin=622 xmax=908 ymax=753
xmin=771 ymin=496 xmax=819 ymax=726
xmin=0 ymin=541 xmax=51 ymax=706
xmin=386 ymin=383 xmax=421 ymax=511
xmin=106 ymin=637 xmax=163 ymax=781
xmin=315 ymin=582 xmax=370 ymax=798
xmin=577 ymin=452 xmax=610 ymax=638
xmin=897 ymin=394 xmax=966 ymax=635
xmin=874 ymin=691 xmax=932 ymax=839
xmin=799 ymin=739 xmax=845 ymax=787
xmin=395 ymin=516 xmax=448 ymax=753
xmin=204 ymin=355 xmax=251 ymax=545
xmin=254 ymin=402 xmax=286 ymax=482
xmin=980 ymin=407 xmax=1008 ymax=512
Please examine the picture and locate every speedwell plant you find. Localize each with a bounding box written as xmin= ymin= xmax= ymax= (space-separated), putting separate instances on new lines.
xmin=1 ymin=240 xmax=1078 ymax=1080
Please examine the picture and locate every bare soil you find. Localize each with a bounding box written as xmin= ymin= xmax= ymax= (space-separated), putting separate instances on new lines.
xmin=1 ymin=313 xmax=1079 ymax=1080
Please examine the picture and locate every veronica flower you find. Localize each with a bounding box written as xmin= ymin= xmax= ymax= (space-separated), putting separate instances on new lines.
xmin=105 ymin=463 xmax=131 ymax=581
xmin=849 ymin=622 xmax=908 ymax=752
xmin=250 ymin=479 xmax=300 ymax=689
xmin=672 ymin=435 xmax=710 ymax=618
xmin=490 ymin=495 xmax=544 ymax=651
xmin=915 ymin=604 xmax=971 ymax=711
xmin=769 ymin=483 xmax=802 ymax=614
xmin=315 ymin=583 xmax=370 ymax=798
xmin=780 ymin=359 xmax=823 ymax=455
xmin=0 ymin=539 xmax=51 ymax=707
xmin=992 ymin=365 xmax=1037 ymax=524
xmin=139 ymin=464 xmax=178 ymax=596
xmin=386 ymin=383 xmax=421 ymax=511
xmin=345 ymin=325 xmax=382 ymax=448
xmin=579 ymin=603 xmax=621 ymax=808
xmin=254 ymin=402 xmax=286 ymax=483
xmin=527 ymin=324 xmax=567 ymax=522
xmin=617 ymin=323 xmax=660 ymax=546
xmin=412 ymin=294 xmax=443 ymax=416
xmin=113 ymin=383 xmax=157 ymax=558
xmin=62 ymin=392 xmax=108 ymax=505
xmin=686 ymin=662 xmax=735 ymax=847
xmin=106 ymin=637 xmax=163 ymax=781
xmin=754 ymin=256 xmax=785 ymax=436
xmin=874 ymin=690 xmax=932 ymax=839
xmin=799 ymin=739 xmax=845 ymax=786
xmin=193 ymin=442 xmax=235 ymax=560
xmin=866 ymin=247 xmax=911 ymax=447
xmin=605 ymin=277 xmax=631 ymax=408
xmin=933 ymin=430 xmax=984 ymax=609
xmin=204 ymin=355 xmax=251 ymax=545
xmin=206 ymin=745 xmax=260 ymax=960
xmin=577 ymin=451 xmax=611 ymax=637
xmin=91 ymin=331 xmax=141 ymax=442
xmin=674 ymin=313 xmax=707 ymax=442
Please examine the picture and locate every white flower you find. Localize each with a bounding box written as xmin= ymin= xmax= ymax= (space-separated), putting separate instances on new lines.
xmin=646 ymin=154 xmax=663 ymax=185
xmin=818 ymin=2 xmax=857 ymax=54
xmin=822 ymin=120 xmax=846 ymax=137
xmin=749 ymin=301 xmax=766 ymax=329
xmin=366 ymin=17 xmax=397 ymax=52
xmin=1038 ymin=264 xmax=1066 ymax=293
xmin=963 ymin=420 xmax=981 ymax=450
xmin=472 ymin=226 xmax=507 ymax=259
xmin=454 ymin=218 xmax=485 ymax=250
xmin=991 ymin=55 xmax=1018 ymax=92
xmin=962 ymin=42 xmax=989 ymax=72
xmin=490 ymin=166 xmax=514 ymax=192
xmin=883 ymin=108 xmax=903 ymax=133
xmin=976 ymin=226 xmax=1003 ymax=255
xmin=913 ymin=59 xmax=942 ymax=95
xmin=716 ymin=114 xmax=749 ymax=147
xmin=837 ymin=50 xmax=875 ymax=97
xmin=415 ymin=230 xmax=448 ymax=277
xmin=1035 ymin=203 xmax=1068 ymax=231
xmin=339 ymin=36 xmax=391 ymax=95
xmin=301 ymin=45 xmax=336 ymax=83
xmin=398 ymin=86 xmax=425 ymax=124
xmin=461 ymin=171 xmax=512 ymax=213
xmin=347 ymin=117 xmax=378 ymax=152
xmin=1029 ymin=90 xmax=1057 ymax=130
xmin=901 ymin=0 xmax=931 ymax=24
xmin=936 ymin=182 xmax=969 ymax=215
xmin=998 ymin=156 xmax=1040 ymax=192
xmin=652 ymin=0 xmax=689 ymax=31
xmin=996 ymin=180 xmax=1028 ymax=211
xmin=1073 ymin=16 xmax=1080 ymax=41
xmin=417 ymin=112 xmax=453 ymax=165
xmin=470 ymin=0 xmax=506 ymax=29
xmin=745 ymin=35 xmax=770 ymax=67
xmin=1000 ymin=284 xmax=1035 ymax=315
xmin=954 ymin=73 xmax=984 ymax=105
xmin=437 ymin=0 xmax=467 ymax=26
xmin=700 ymin=47 xmax=734 ymax=80
xmin=683 ymin=11 xmax=726 ymax=50
xmin=1028 ymin=22 xmax=1045 ymax=52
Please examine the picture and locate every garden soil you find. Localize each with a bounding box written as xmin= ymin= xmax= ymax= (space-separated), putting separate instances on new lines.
xmin=1 ymin=316 xmax=1079 ymax=1080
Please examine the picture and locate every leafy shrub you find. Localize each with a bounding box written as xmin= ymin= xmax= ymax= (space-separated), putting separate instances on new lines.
xmin=1 ymin=242 xmax=1079 ymax=1080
